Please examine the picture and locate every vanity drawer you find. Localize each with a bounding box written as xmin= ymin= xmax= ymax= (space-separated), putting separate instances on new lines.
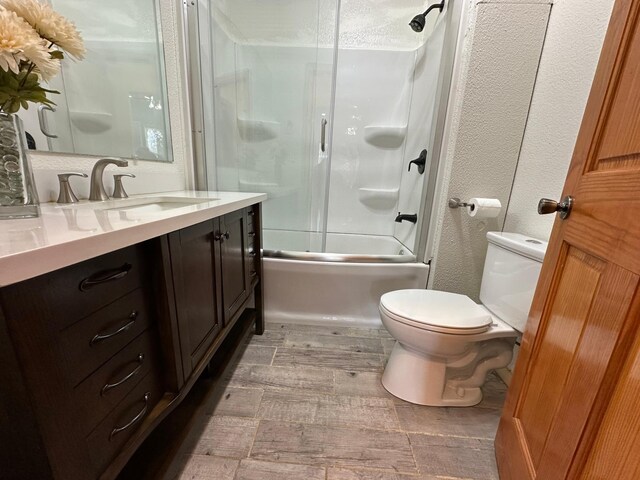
xmin=60 ymin=288 xmax=154 ymax=386
xmin=40 ymin=244 xmax=150 ymax=330
xmin=86 ymin=371 xmax=163 ymax=475
xmin=74 ymin=329 xmax=160 ymax=435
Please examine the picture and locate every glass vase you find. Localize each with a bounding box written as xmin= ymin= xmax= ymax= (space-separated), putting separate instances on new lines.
xmin=0 ymin=113 xmax=40 ymax=219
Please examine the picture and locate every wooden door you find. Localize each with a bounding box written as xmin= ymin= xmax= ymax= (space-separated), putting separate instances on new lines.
xmin=495 ymin=1 xmax=640 ymax=478
xmin=219 ymin=208 xmax=250 ymax=324
xmin=168 ymin=219 xmax=223 ymax=379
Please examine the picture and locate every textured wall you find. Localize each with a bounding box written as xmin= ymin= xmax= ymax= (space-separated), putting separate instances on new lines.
xmin=503 ymin=0 xmax=615 ymax=240
xmin=28 ymin=0 xmax=191 ymax=202
xmin=427 ymin=0 xmax=551 ymax=301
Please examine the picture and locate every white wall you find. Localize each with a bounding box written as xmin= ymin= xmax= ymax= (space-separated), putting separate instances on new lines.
xmin=26 ymin=0 xmax=192 ymax=202
xmin=503 ymin=0 xmax=615 ymax=240
xmin=427 ymin=0 xmax=551 ymax=301
xmin=326 ymin=48 xmax=417 ymax=237
xmin=394 ymin=14 xmax=448 ymax=251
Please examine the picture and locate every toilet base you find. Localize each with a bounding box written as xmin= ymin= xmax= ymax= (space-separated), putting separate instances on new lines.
xmin=382 ymin=339 xmax=512 ymax=407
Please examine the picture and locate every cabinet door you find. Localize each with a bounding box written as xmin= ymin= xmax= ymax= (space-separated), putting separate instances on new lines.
xmin=168 ymin=220 xmax=223 ymax=379
xmin=219 ymin=209 xmax=250 ymax=324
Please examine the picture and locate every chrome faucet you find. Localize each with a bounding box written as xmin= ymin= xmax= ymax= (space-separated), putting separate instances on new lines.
xmin=89 ymin=158 xmax=128 ymax=201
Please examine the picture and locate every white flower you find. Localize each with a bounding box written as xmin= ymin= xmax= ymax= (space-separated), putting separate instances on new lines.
xmin=0 ymin=8 xmax=60 ymax=80
xmin=1 ymin=0 xmax=86 ymax=60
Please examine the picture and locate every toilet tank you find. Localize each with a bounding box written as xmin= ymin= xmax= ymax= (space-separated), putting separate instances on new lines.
xmin=479 ymin=232 xmax=548 ymax=333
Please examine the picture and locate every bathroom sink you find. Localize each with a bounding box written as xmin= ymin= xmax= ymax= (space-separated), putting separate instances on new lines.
xmin=60 ymin=196 xmax=218 ymax=212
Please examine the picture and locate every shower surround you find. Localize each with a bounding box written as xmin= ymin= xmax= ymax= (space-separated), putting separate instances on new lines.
xmin=190 ymin=0 xmax=456 ymax=325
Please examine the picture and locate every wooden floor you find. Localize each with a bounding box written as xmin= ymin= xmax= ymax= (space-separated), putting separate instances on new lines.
xmin=163 ymin=323 xmax=505 ymax=480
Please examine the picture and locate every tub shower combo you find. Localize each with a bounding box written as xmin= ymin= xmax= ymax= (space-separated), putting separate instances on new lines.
xmin=188 ymin=0 xmax=461 ymax=326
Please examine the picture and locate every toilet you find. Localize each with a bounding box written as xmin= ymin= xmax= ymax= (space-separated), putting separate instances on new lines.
xmin=380 ymin=232 xmax=547 ymax=407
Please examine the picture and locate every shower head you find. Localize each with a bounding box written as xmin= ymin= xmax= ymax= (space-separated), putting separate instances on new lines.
xmin=409 ymin=14 xmax=426 ymax=33
xmin=410 ymin=1 xmax=445 ymax=33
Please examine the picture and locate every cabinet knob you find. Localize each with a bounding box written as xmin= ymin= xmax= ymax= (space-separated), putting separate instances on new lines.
xmin=224 ymin=232 xmax=230 ymax=240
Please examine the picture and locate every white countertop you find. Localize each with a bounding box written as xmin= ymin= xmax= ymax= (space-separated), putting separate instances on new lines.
xmin=0 ymin=191 xmax=267 ymax=287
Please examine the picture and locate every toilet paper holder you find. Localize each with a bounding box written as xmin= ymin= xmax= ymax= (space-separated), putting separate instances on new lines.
xmin=448 ymin=198 xmax=470 ymax=209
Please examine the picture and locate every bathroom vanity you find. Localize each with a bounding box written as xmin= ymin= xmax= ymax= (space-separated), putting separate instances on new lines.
xmin=0 ymin=192 xmax=266 ymax=480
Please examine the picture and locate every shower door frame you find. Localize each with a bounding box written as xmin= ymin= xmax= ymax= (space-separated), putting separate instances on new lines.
xmin=184 ymin=0 xmax=465 ymax=264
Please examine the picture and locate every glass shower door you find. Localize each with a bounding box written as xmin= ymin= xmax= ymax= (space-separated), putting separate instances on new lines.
xmin=199 ymin=0 xmax=339 ymax=253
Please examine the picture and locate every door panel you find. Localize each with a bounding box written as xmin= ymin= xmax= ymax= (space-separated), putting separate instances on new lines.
xmin=200 ymin=0 xmax=339 ymax=252
xmin=517 ymin=248 xmax=605 ymax=467
xmin=220 ymin=209 xmax=249 ymax=324
xmin=581 ymin=324 xmax=640 ymax=478
xmin=496 ymin=0 xmax=640 ymax=478
xmin=168 ymin=220 xmax=223 ymax=379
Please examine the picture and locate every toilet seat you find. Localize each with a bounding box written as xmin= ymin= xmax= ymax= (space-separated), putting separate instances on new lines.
xmin=380 ymin=290 xmax=493 ymax=335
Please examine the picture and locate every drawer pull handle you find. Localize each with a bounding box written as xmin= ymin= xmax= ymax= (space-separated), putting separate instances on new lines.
xmin=110 ymin=392 xmax=150 ymax=440
xmin=80 ymin=263 xmax=132 ymax=292
xmin=90 ymin=311 xmax=138 ymax=346
xmin=101 ymin=353 xmax=144 ymax=395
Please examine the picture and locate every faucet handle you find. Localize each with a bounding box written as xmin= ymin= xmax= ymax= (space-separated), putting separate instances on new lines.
xmin=57 ymin=173 xmax=88 ymax=204
xmin=112 ymin=174 xmax=136 ymax=199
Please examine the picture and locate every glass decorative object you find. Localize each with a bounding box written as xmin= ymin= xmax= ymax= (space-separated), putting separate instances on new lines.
xmin=0 ymin=114 xmax=40 ymax=219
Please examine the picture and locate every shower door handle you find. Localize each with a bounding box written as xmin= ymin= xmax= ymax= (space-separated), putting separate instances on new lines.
xmin=38 ymin=105 xmax=58 ymax=139
xmin=320 ymin=118 xmax=328 ymax=152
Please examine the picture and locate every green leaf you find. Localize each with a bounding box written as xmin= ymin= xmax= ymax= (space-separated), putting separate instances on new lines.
xmin=0 ymin=68 xmax=60 ymax=114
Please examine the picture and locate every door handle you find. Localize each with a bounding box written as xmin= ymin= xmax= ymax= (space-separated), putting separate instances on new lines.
xmin=538 ymin=196 xmax=574 ymax=220
xmin=38 ymin=105 xmax=58 ymax=139
xmin=320 ymin=117 xmax=328 ymax=152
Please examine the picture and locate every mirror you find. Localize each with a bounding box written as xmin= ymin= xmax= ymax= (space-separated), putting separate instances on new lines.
xmin=20 ymin=0 xmax=173 ymax=162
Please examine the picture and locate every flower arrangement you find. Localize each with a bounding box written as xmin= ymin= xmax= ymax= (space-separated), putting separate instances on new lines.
xmin=0 ymin=0 xmax=85 ymax=114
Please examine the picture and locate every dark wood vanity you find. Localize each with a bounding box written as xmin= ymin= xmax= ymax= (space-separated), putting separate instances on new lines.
xmin=0 ymin=203 xmax=264 ymax=480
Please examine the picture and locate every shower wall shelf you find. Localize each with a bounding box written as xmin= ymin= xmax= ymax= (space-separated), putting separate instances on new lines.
xmin=358 ymin=187 xmax=400 ymax=210
xmin=363 ymin=125 xmax=407 ymax=148
xmin=69 ymin=111 xmax=113 ymax=134
xmin=237 ymin=118 xmax=280 ymax=142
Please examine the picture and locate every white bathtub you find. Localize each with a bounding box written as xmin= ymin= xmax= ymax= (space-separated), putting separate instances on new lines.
xmin=263 ymin=232 xmax=430 ymax=327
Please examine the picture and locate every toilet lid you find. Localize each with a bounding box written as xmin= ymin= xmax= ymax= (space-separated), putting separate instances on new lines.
xmin=380 ymin=290 xmax=493 ymax=334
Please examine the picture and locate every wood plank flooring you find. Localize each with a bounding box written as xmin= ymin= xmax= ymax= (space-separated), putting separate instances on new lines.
xmin=164 ymin=323 xmax=506 ymax=480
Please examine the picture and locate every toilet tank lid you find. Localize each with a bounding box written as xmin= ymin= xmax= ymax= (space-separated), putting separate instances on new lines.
xmin=380 ymin=290 xmax=492 ymax=330
xmin=486 ymin=232 xmax=548 ymax=262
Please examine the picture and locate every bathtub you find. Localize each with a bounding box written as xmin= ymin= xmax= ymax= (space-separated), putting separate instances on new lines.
xmin=262 ymin=231 xmax=430 ymax=328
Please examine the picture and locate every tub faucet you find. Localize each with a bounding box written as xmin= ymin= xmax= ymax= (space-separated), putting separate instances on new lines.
xmin=89 ymin=158 xmax=129 ymax=201
xmin=395 ymin=213 xmax=418 ymax=224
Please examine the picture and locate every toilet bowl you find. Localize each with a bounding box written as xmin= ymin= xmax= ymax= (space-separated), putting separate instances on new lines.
xmin=380 ymin=232 xmax=547 ymax=407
